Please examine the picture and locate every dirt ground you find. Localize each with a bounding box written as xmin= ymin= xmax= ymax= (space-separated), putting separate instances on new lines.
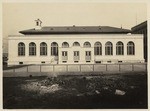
xmin=3 ymin=73 xmax=147 ymax=109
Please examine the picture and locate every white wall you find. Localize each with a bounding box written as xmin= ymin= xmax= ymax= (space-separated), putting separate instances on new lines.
xmin=8 ymin=34 xmax=144 ymax=65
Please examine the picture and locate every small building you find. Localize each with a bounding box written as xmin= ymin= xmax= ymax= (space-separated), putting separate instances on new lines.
xmin=131 ymin=21 xmax=147 ymax=62
xmin=8 ymin=19 xmax=144 ymax=65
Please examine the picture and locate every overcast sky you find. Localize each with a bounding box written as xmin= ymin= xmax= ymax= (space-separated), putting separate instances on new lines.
xmin=2 ymin=2 xmax=147 ymax=52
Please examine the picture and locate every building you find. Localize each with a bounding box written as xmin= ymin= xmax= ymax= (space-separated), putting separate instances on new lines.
xmin=131 ymin=21 xmax=147 ymax=62
xmin=3 ymin=53 xmax=8 ymax=65
xmin=8 ymin=19 xmax=144 ymax=65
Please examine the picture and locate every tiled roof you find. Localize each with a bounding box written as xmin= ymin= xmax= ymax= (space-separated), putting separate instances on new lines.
xmin=19 ymin=26 xmax=131 ymax=35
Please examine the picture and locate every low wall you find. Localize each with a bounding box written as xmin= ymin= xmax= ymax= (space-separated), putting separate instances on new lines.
xmin=4 ymin=63 xmax=147 ymax=73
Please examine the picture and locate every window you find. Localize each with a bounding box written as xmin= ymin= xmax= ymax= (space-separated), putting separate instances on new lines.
xmin=62 ymin=61 xmax=67 ymax=63
xmin=94 ymin=42 xmax=102 ymax=55
xmin=107 ymin=61 xmax=111 ymax=63
xmin=40 ymin=42 xmax=47 ymax=56
xmin=19 ymin=62 xmax=23 ymax=64
xmin=74 ymin=51 xmax=79 ymax=56
xmin=83 ymin=42 xmax=91 ymax=47
xmin=18 ymin=42 xmax=25 ymax=56
xmin=29 ymin=42 xmax=36 ymax=56
xmin=62 ymin=51 xmax=67 ymax=56
xmin=41 ymin=61 xmax=45 ymax=63
xmin=62 ymin=42 xmax=69 ymax=48
xmin=73 ymin=42 xmax=80 ymax=47
xmin=95 ymin=61 xmax=101 ymax=63
xmin=36 ymin=21 xmax=39 ymax=26
xmin=51 ymin=42 xmax=58 ymax=56
xmin=86 ymin=51 xmax=91 ymax=56
xmin=116 ymin=41 xmax=124 ymax=55
xmin=105 ymin=42 xmax=113 ymax=55
xmin=127 ymin=41 xmax=135 ymax=55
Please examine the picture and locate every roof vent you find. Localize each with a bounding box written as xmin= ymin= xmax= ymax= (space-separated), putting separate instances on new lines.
xmin=35 ymin=19 xmax=42 ymax=30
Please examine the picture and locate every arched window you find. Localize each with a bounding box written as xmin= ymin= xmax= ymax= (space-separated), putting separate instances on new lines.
xmin=51 ymin=42 xmax=58 ymax=56
xmin=62 ymin=42 xmax=69 ymax=48
xmin=105 ymin=42 xmax=113 ymax=55
xmin=73 ymin=42 xmax=80 ymax=47
xmin=116 ymin=41 xmax=124 ymax=55
xmin=94 ymin=42 xmax=102 ymax=55
xmin=29 ymin=42 xmax=36 ymax=56
xmin=18 ymin=42 xmax=25 ymax=56
xmin=40 ymin=42 xmax=47 ymax=56
xmin=127 ymin=41 xmax=135 ymax=55
xmin=83 ymin=42 xmax=91 ymax=47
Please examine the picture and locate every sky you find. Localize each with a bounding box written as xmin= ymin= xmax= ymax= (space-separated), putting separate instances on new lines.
xmin=2 ymin=2 xmax=147 ymax=53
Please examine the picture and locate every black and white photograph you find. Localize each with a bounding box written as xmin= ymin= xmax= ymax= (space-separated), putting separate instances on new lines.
xmin=2 ymin=0 xmax=148 ymax=109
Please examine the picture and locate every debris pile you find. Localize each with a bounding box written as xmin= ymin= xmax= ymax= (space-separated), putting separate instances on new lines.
xmin=115 ymin=89 xmax=126 ymax=95
xmin=21 ymin=76 xmax=130 ymax=96
xmin=21 ymin=77 xmax=62 ymax=95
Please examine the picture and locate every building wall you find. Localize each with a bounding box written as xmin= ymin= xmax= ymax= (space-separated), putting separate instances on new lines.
xmin=131 ymin=21 xmax=147 ymax=62
xmin=8 ymin=34 xmax=144 ymax=65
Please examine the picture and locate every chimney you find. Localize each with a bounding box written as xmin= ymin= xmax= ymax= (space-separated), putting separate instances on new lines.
xmin=35 ymin=19 xmax=42 ymax=30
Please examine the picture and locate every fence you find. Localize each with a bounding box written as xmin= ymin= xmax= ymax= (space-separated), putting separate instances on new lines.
xmin=4 ymin=63 xmax=147 ymax=73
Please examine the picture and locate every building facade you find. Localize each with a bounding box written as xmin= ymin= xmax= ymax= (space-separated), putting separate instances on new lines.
xmin=8 ymin=20 xmax=145 ymax=65
xmin=131 ymin=21 xmax=147 ymax=62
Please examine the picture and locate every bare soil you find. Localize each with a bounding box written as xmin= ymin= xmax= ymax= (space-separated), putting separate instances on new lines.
xmin=3 ymin=73 xmax=147 ymax=109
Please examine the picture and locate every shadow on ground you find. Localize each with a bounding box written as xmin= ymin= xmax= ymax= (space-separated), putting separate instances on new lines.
xmin=3 ymin=65 xmax=30 ymax=70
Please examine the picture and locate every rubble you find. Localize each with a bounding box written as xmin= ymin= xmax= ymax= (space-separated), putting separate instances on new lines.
xmin=130 ymin=86 xmax=137 ymax=89
xmin=103 ymin=87 xmax=109 ymax=90
xmin=95 ymin=90 xmax=100 ymax=94
xmin=115 ymin=89 xmax=126 ymax=95
xmin=21 ymin=82 xmax=61 ymax=95
xmin=77 ymin=93 xmax=84 ymax=96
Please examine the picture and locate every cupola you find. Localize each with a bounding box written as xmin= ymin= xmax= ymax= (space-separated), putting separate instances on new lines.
xmin=35 ymin=19 xmax=42 ymax=30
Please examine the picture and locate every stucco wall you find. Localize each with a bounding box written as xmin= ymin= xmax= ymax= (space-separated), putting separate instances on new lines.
xmin=8 ymin=34 xmax=144 ymax=65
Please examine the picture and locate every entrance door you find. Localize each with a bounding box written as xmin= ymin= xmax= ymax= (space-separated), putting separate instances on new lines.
xmin=85 ymin=51 xmax=91 ymax=61
xmin=62 ymin=51 xmax=68 ymax=61
xmin=74 ymin=51 xmax=79 ymax=61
